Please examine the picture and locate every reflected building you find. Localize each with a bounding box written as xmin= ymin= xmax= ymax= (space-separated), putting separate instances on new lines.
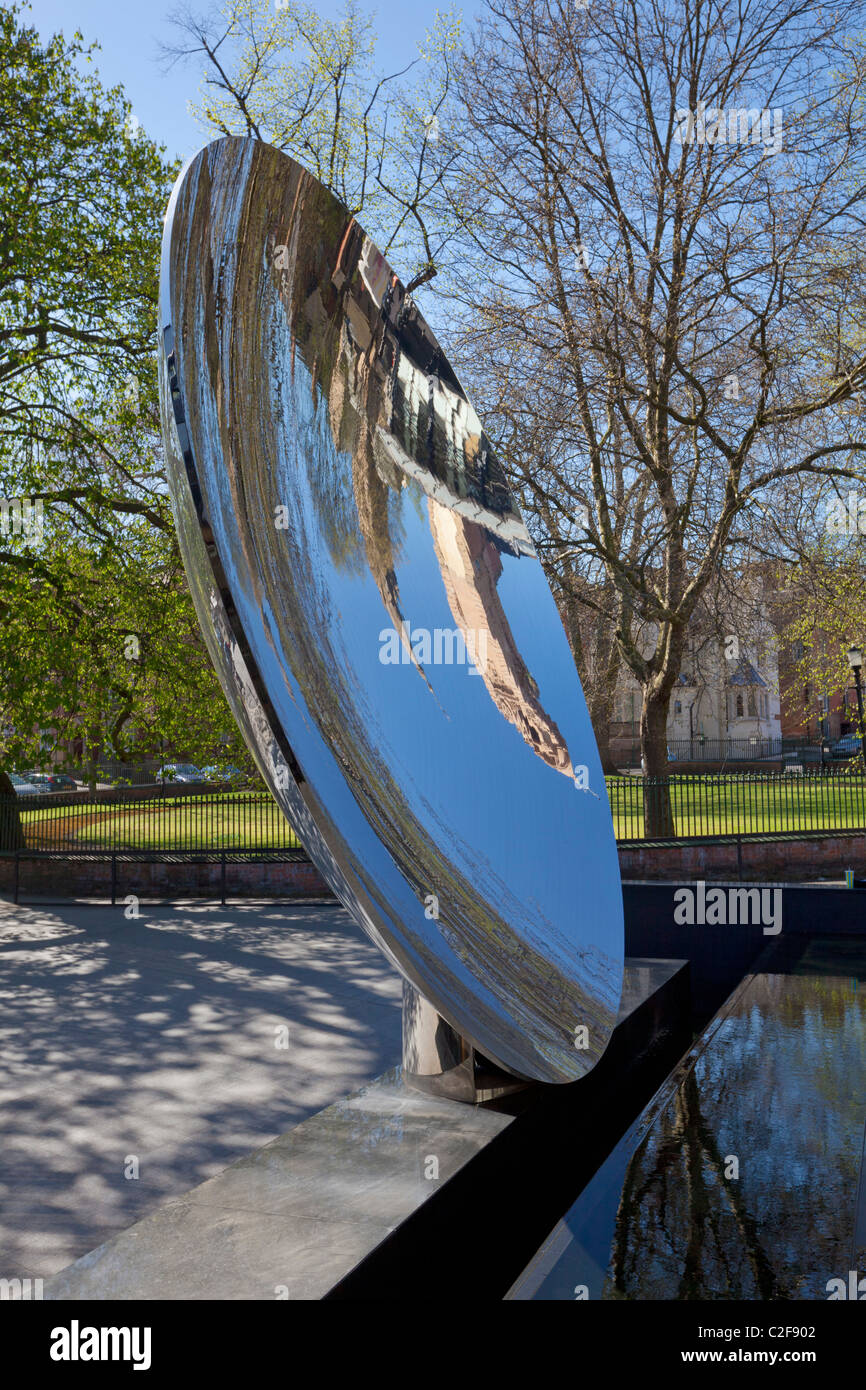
xmin=281 ymin=223 xmax=569 ymax=769
xmin=158 ymin=136 xmax=623 ymax=1085
xmin=427 ymin=501 xmax=572 ymax=774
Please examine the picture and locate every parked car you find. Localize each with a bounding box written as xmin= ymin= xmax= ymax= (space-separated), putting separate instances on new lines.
xmin=200 ymin=764 xmax=246 ymax=784
xmin=830 ymin=735 xmax=863 ymax=760
xmin=48 ymin=773 xmax=80 ymax=791
xmin=8 ymin=772 xmax=41 ymax=796
xmin=156 ymin=763 xmax=203 ymax=783
xmin=23 ymin=771 xmax=79 ymax=792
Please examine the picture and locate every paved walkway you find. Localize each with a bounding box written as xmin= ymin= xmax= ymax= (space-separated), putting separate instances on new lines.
xmin=0 ymin=899 xmax=402 ymax=1281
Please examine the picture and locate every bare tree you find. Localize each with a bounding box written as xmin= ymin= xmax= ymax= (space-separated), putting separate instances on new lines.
xmin=440 ymin=0 xmax=866 ymax=831
xmin=162 ymin=0 xmax=464 ymax=289
xmin=479 ymin=371 xmax=649 ymax=769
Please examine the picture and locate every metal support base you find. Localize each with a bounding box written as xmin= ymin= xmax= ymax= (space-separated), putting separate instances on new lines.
xmin=401 ymin=981 xmax=530 ymax=1104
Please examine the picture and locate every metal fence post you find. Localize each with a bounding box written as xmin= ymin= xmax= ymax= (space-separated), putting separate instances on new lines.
xmin=221 ymin=848 xmax=226 ymax=906
xmin=111 ymin=851 xmax=117 ymax=907
xmin=14 ymin=850 xmax=19 ymax=905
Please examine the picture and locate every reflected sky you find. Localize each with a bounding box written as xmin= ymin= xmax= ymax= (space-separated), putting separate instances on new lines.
xmin=158 ymin=136 xmax=623 ymax=1083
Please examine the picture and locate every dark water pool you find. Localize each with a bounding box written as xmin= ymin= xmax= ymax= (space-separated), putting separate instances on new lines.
xmin=508 ymin=934 xmax=866 ymax=1300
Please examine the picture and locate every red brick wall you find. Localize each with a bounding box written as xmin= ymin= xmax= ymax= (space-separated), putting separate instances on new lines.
xmin=0 ymin=857 xmax=330 ymax=900
xmin=2 ymin=835 xmax=864 ymax=900
xmin=617 ymin=832 xmax=866 ymax=881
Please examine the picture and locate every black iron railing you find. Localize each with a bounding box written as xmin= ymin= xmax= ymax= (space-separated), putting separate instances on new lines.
xmin=1 ymin=789 xmax=300 ymax=854
xmin=611 ymin=736 xmax=856 ymax=766
xmin=608 ymin=772 xmax=866 ymax=842
xmin=2 ymin=774 xmax=865 ymax=854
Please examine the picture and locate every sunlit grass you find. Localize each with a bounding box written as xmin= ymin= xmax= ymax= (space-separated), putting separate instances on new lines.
xmin=11 ymin=776 xmax=866 ymax=849
xmin=18 ymin=792 xmax=301 ymax=850
xmin=607 ymin=775 xmax=866 ymax=839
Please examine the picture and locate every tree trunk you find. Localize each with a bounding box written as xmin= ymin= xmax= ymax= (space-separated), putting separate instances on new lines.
xmin=0 ymin=769 xmax=26 ymax=851
xmin=85 ymin=734 xmax=101 ymax=803
xmin=589 ymin=684 xmax=620 ymax=774
xmin=641 ymin=687 xmax=676 ymax=837
xmin=593 ymin=633 xmax=625 ymax=774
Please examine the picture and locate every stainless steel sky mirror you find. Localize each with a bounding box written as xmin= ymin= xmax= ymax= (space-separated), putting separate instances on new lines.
xmin=158 ymin=137 xmax=624 ymax=1086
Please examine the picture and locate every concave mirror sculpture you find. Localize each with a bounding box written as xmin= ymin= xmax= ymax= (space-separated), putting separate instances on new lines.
xmin=158 ymin=137 xmax=623 ymax=1085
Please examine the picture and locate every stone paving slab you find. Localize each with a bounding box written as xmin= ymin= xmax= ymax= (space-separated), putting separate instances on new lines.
xmin=45 ymin=1068 xmax=513 ymax=1301
xmin=43 ymin=960 xmax=686 ymax=1301
xmin=0 ymin=899 xmax=402 ymax=1280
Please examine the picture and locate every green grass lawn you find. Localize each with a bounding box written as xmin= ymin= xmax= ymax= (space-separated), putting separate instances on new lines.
xmin=18 ymin=792 xmax=301 ymax=851
xmin=11 ymin=777 xmax=866 ymax=849
xmin=607 ymin=775 xmax=866 ymax=839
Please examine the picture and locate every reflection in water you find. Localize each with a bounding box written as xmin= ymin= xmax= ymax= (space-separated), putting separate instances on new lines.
xmin=510 ymin=936 xmax=866 ymax=1298
xmin=159 ymin=137 xmax=623 ymax=1083
xmin=609 ymin=1065 xmax=780 ymax=1300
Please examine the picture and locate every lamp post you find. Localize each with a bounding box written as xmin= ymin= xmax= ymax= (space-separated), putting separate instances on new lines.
xmin=848 ymin=645 xmax=866 ymax=772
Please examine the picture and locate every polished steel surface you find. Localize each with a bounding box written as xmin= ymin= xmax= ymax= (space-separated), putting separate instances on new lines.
xmin=401 ymin=980 xmax=530 ymax=1103
xmin=158 ymin=136 xmax=623 ymax=1084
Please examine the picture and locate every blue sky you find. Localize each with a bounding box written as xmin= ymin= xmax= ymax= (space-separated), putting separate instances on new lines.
xmin=25 ymin=0 xmax=467 ymax=160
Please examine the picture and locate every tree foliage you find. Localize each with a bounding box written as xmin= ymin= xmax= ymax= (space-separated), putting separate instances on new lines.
xmin=0 ymin=4 xmax=252 ymax=784
xmin=165 ymin=0 xmax=464 ymax=286
xmin=777 ymin=535 xmax=866 ymax=738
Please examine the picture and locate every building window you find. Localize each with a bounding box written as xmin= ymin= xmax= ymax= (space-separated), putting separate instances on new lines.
xmin=736 ymin=694 xmax=744 ymax=718
xmin=674 ymin=700 xmax=682 ymax=714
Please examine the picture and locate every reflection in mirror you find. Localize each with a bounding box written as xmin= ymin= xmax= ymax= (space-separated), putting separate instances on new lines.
xmin=158 ymin=137 xmax=624 ymax=1084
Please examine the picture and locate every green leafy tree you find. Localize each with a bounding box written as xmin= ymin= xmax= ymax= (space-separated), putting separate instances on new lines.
xmin=0 ymin=4 xmax=173 ymax=519
xmin=0 ymin=5 xmax=255 ymax=807
xmin=777 ymin=534 xmax=866 ymax=755
xmin=0 ymin=515 xmax=254 ymax=777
